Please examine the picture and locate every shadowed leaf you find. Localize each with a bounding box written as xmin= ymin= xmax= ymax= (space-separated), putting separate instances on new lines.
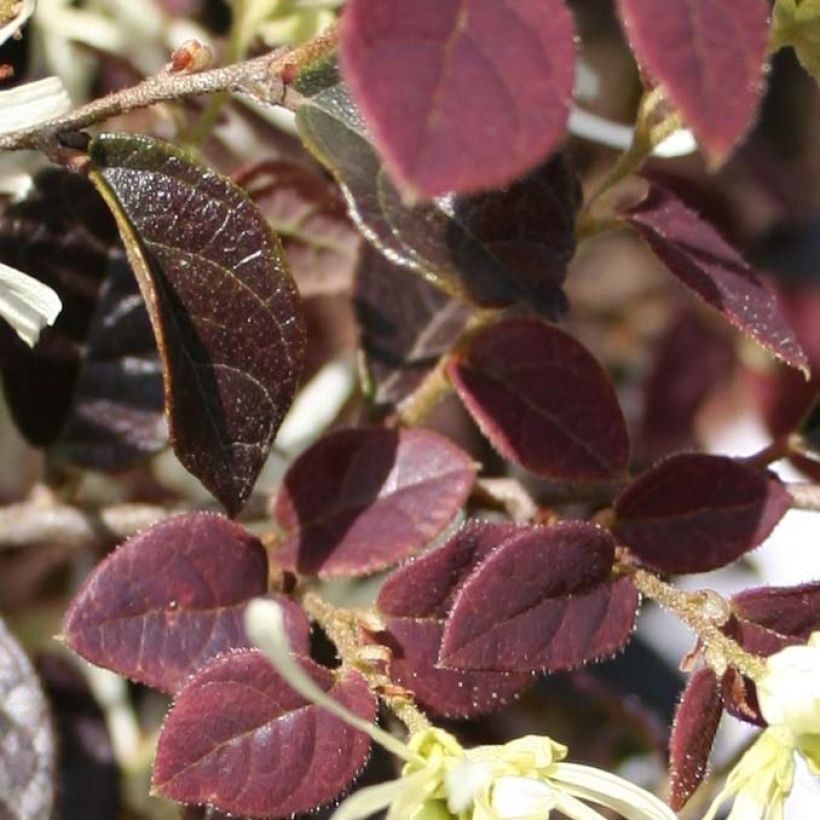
xmin=90 ymin=134 xmax=306 ymax=516
xmin=340 ymin=0 xmax=576 ymax=197
xmin=354 ymin=245 xmax=470 ymax=406
xmin=153 ymin=650 xmax=375 ymax=817
xmin=614 ymin=454 xmax=791 ymax=574
xmin=0 ymin=168 xmax=164 ymax=470
xmin=448 ymin=317 xmax=630 ymax=481
xmin=669 ymin=667 xmax=722 ymax=810
xmin=275 ymin=427 xmax=476 ymax=577
xmin=615 ymin=0 xmax=769 ymax=162
xmin=63 ymin=513 xmax=311 ymax=694
xmin=439 ymin=524 xmax=637 ymax=674
xmin=0 ymin=618 xmax=54 ymax=820
xmin=624 ymin=185 xmax=808 ymax=373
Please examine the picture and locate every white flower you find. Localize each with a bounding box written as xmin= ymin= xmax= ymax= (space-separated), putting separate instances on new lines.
xmin=0 ymin=0 xmax=35 ymax=46
xmin=244 ymin=598 xmax=677 ymax=820
xmin=0 ymin=75 xmax=70 ymax=136
xmin=0 ymin=262 xmax=61 ymax=346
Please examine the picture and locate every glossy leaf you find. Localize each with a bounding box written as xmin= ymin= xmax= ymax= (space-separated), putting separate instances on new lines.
xmin=448 ymin=317 xmax=630 ymax=481
xmin=669 ymin=667 xmax=722 ymax=810
xmin=63 ymin=513 xmax=309 ymax=694
xmin=297 ymin=79 xmax=578 ymax=314
xmin=440 ymin=524 xmax=637 ymax=674
xmin=354 ymin=245 xmax=470 ymax=406
xmin=0 ymin=168 xmax=164 ymax=469
xmin=340 ymin=0 xmax=576 ymax=197
xmin=614 ymin=454 xmax=791 ymax=574
xmin=236 ymin=159 xmax=362 ymax=297
xmin=615 ymin=0 xmax=769 ymax=162
xmin=624 ymin=185 xmax=808 ymax=373
xmin=376 ymin=520 xmax=530 ymax=716
xmin=90 ymin=134 xmax=306 ymax=516
xmin=0 ymin=617 xmax=54 ymax=820
xmin=153 ymin=650 xmax=376 ymax=817
xmin=275 ymin=427 xmax=476 ymax=576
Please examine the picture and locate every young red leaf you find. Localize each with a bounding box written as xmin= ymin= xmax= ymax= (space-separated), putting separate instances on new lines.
xmin=376 ymin=520 xmax=530 ymax=716
xmin=339 ymin=0 xmax=576 ymax=197
xmin=669 ymin=667 xmax=722 ymax=810
xmin=0 ymin=618 xmax=55 ymax=820
xmin=90 ymin=134 xmax=306 ymax=516
xmin=63 ymin=513 xmax=310 ymax=694
xmin=439 ymin=524 xmax=637 ymax=674
xmin=624 ymin=185 xmax=808 ymax=373
xmin=615 ymin=0 xmax=769 ymax=163
xmin=448 ymin=317 xmax=630 ymax=481
xmin=153 ymin=650 xmax=375 ymax=817
xmin=274 ymin=427 xmax=476 ymax=577
xmin=613 ymin=454 xmax=791 ymax=574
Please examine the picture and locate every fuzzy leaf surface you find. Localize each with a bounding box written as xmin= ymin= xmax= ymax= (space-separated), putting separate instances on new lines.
xmin=297 ymin=81 xmax=577 ymax=314
xmin=440 ymin=524 xmax=637 ymax=673
xmin=614 ymin=454 xmax=791 ymax=574
xmin=275 ymin=427 xmax=476 ymax=576
xmin=0 ymin=618 xmax=54 ymax=820
xmin=90 ymin=134 xmax=306 ymax=516
xmin=153 ymin=651 xmax=375 ymax=817
xmin=448 ymin=317 xmax=630 ymax=480
xmin=669 ymin=667 xmax=722 ymax=810
xmin=624 ymin=186 xmax=808 ymax=373
xmin=376 ymin=520 xmax=530 ymax=716
xmin=731 ymin=582 xmax=820 ymax=641
xmin=339 ymin=0 xmax=576 ymax=197
xmin=63 ymin=513 xmax=309 ymax=694
xmin=615 ymin=0 xmax=769 ymax=162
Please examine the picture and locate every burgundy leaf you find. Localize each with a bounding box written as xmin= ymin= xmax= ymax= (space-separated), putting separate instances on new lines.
xmin=731 ymin=582 xmax=820 ymax=642
xmin=440 ymin=524 xmax=637 ymax=673
xmin=448 ymin=317 xmax=630 ymax=481
xmin=63 ymin=513 xmax=310 ymax=694
xmin=354 ymin=245 xmax=471 ymax=406
xmin=90 ymin=134 xmax=306 ymax=516
xmin=624 ymin=185 xmax=808 ymax=373
xmin=340 ymin=0 xmax=576 ymax=197
xmin=615 ymin=0 xmax=769 ymax=162
xmin=0 ymin=618 xmax=54 ymax=820
xmin=275 ymin=428 xmax=476 ymax=577
xmin=613 ymin=454 xmax=791 ymax=574
xmin=153 ymin=651 xmax=375 ymax=817
xmin=669 ymin=667 xmax=722 ymax=810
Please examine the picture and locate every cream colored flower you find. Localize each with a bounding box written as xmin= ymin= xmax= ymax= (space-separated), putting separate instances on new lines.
xmin=244 ymin=598 xmax=676 ymax=820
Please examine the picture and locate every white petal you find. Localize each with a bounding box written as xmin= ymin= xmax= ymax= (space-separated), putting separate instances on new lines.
xmin=0 ymin=0 xmax=35 ymax=47
xmin=491 ymin=776 xmax=559 ymax=819
xmin=331 ymin=776 xmax=409 ymax=820
xmin=0 ymin=261 xmax=61 ymax=346
xmin=445 ymin=757 xmax=493 ymax=814
xmin=0 ymin=76 xmax=71 ymax=136
xmin=552 ymin=763 xmax=676 ymax=820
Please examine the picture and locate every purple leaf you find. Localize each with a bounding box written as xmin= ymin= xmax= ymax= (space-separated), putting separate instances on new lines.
xmin=275 ymin=428 xmax=476 ymax=577
xmin=90 ymin=134 xmax=306 ymax=516
xmin=340 ymin=0 xmax=576 ymax=197
xmin=440 ymin=524 xmax=637 ymax=673
xmin=448 ymin=317 xmax=630 ymax=481
xmin=624 ymin=185 xmax=808 ymax=373
xmin=615 ymin=0 xmax=769 ymax=162
xmin=669 ymin=667 xmax=722 ymax=810
xmin=153 ymin=650 xmax=375 ymax=817
xmin=732 ymin=582 xmax=820 ymax=640
xmin=63 ymin=513 xmax=309 ymax=694
xmin=614 ymin=454 xmax=791 ymax=574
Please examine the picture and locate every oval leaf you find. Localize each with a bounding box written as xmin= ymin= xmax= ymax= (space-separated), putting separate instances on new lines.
xmin=63 ymin=513 xmax=309 ymax=694
xmin=731 ymin=582 xmax=820 ymax=641
xmin=274 ymin=427 xmax=476 ymax=577
xmin=624 ymin=185 xmax=808 ymax=373
xmin=614 ymin=454 xmax=792 ymax=574
xmin=0 ymin=618 xmax=55 ymax=820
xmin=153 ymin=650 xmax=375 ymax=817
xmin=615 ymin=0 xmax=769 ymax=162
xmin=340 ymin=0 xmax=576 ymax=197
xmin=448 ymin=317 xmax=630 ymax=481
xmin=90 ymin=134 xmax=306 ymax=516
xmin=440 ymin=524 xmax=637 ymax=673
xmin=669 ymin=667 xmax=722 ymax=810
